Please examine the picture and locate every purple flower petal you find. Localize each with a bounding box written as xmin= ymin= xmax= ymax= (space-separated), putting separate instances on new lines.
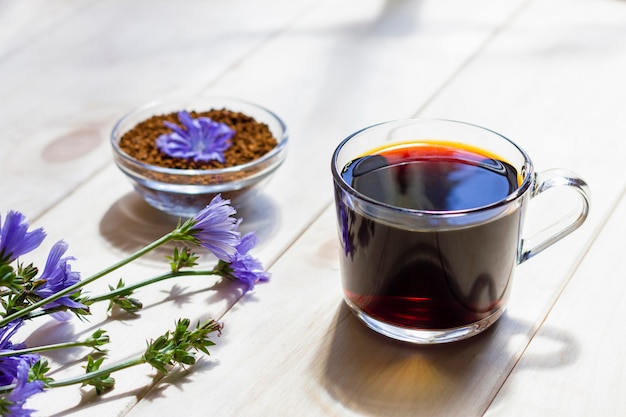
xmin=190 ymin=195 xmax=241 ymax=261
xmin=177 ymin=110 xmax=196 ymax=131
xmin=216 ymin=232 xmax=270 ymax=291
xmin=34 ymin=240 xmax=85 ymax=315
xmin=5 ymin=359 xmax=44 ymax=417
xmin=0 ymin=211 xmax=46 ymax=263
xmin=0 ymin=321 xmax=39 ymax=386
xmin=156 ymin=110 xmax=235 ymax=163
xmin=163 ymin=120 xmax=190 ymax=140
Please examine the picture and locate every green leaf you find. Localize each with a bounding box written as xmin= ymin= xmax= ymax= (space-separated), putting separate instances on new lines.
xmin=82 ymin=355 xmax=115 ymax=395
xmin=106 ymin=279 xmax=143 ymax=314
xmin=0 ymin=264 xmax=21 ymax=292
xmin=86 ymin=329 xmax=110 ymax=351
xmin=29 ymin=359 xmax=54 ymax=386
xmin=166 ymin=246 xmax=199 ymax=273
xmin=17 ymin=262 xmax=38 ymax=282
xmin=142 ymin=318 xmax=221 ymax=374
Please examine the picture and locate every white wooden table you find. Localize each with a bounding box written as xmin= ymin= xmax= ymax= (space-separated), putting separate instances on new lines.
xmin=1 ymin=0 xmax=625 ymax=415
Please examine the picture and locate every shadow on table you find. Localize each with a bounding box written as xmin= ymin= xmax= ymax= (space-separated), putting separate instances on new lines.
xmin=98 ymin=191 xmax=280 ymax=263
xmin=318 ymin=303 xmax=580 ymax=417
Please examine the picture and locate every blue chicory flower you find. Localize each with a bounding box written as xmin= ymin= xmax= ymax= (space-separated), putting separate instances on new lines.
xmin=4 ymin=360 xmax=44 ymax=417
xmin=34 ymin=240 xmax=85 ymax=319
xmin=0 ymin=321 xmax=39 ymax=387
xmin=0 ymin=211 xmax=46 ymax=264
xmin=156 ymin=110 xmax=235 ymax=163
xmin=189 ymin=195 xmax=241 ymax=262
xmin=215 ymin=232 xmax=270 ymax=291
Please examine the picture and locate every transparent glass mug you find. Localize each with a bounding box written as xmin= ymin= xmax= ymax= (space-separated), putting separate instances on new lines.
xmin=331 ymin=119 xmax=590 ymax=344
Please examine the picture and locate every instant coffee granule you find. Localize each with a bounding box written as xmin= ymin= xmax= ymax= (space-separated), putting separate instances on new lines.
xmin=119 ymin=108 xmax=277 ymax=170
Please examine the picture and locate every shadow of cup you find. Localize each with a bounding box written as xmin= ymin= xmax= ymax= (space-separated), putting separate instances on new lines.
xmin=317 ymin=303 xmax=579 ymax=417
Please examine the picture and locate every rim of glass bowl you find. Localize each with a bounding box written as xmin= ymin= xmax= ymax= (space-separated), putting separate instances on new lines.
xmin=110 ymin=96 xmax=288 ymax=182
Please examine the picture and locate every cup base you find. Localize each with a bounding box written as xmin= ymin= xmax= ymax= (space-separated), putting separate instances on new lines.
xmin=344 ymin=298 xmax=505 ymax=344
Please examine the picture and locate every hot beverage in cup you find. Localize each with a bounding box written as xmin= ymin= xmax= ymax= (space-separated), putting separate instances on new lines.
xmin=332 ymin=119 xmax=590 ymax=343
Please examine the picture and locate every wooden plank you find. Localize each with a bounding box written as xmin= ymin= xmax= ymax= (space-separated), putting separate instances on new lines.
xmin=0 ymin=0 xmax=87 ymax=58
xmin=485 ymin=188 xmax=626 ymax=416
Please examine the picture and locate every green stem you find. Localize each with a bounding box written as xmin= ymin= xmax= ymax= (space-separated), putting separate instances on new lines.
xmin=48 ymin=357 xmax=146 ymax=388
xmin=0 ymin=357 xmax=145 ymax=394
xmin=0 ymin=340 xmax=98 ymax=357
xmin=0 ymin=231 xmax=182 ymax=328
xmin=20 ymin=308 xmax=61 ymax=321
xmin=87 ymin=270 xmax=219 ymax=304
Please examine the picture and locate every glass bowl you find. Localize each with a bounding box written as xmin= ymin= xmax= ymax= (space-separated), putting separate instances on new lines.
xmin=111 ymin=96 xmax=288 ymax=217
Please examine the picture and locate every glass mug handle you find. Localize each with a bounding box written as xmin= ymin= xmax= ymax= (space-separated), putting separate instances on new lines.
xmin=519 ymin=168 xmax=591 ymax=263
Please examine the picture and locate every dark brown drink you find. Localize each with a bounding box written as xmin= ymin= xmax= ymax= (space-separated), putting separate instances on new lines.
xmin=336 ymin=142 xmax=522 ymax=329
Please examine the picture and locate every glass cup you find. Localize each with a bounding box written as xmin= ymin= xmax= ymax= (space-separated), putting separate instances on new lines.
xmin=331 ymin=119 xmax=590 ymax=344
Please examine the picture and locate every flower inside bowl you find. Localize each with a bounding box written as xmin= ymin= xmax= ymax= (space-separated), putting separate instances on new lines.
xmin=111 ymin=96 xmax=288 ymax=217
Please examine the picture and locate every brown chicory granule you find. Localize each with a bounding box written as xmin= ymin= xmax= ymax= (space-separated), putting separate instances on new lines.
xmin=118 ymin=108 xmax=277 ymax=170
